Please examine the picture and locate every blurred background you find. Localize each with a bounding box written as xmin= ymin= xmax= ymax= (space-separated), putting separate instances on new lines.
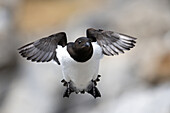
xmin=0 ymin=0 xmax=170 ymax=113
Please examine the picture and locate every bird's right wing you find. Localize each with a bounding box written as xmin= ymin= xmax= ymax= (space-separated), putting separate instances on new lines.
xmin=86 ymin=28 xmax=136 ymax=56
xmin=18 ymin=32 xmax=67 ymax=65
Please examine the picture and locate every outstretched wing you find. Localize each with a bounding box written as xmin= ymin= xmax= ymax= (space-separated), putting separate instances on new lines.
xmin=18 ymin=32 xmax=67 ymax=65
xmin=86 ymin=28 xmax=136 ymax=56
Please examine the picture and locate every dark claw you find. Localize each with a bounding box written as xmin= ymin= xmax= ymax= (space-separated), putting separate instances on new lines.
xmin=61 ymin=79 xmax=65 ymax=83
xmin=93 ymin=74 xmax=101 ymax=86
xmin=61 ymin=79 xmax=68 ymax=86
xmin=80 ymin=90 xmax=85 ymax=94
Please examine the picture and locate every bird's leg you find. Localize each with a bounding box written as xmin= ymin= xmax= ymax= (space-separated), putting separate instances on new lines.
xmin=93 ymin=75 xmax=101 ymax=86
xmin=62 ymin=80 xmax=74 ymax=98
xmin=87 ymin=79 xmax=101 ymax=98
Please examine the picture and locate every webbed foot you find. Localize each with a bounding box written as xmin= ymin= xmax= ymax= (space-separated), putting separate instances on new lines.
xmin=87 ymin=79 xmax=101 ymax=98
xmin=62 ymin=80 xmax=74 ymax=98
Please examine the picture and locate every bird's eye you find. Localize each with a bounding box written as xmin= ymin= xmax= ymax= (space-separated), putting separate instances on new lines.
xmin=78 ymin=40 xmax=82 ymax=44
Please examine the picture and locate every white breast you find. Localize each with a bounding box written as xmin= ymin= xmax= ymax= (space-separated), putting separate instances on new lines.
xmin=56 ymin=42 xmax=103 ymax=90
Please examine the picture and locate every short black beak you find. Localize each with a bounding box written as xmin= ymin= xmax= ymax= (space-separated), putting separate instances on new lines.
xmin=85 ymin=42 xmax=90 ymax=47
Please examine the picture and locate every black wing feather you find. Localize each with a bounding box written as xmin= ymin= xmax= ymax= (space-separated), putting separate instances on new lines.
xmin=86 ymin=28 xmax=136 ymax=56
xmin=18 ymin=32 xmax=67 ymax=64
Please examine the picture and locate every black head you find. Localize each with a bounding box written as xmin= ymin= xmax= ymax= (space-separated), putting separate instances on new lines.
xmin=67 ymin=37 xmax=93 ymax=62
xmin=74 ymin=37 xmax=92 ymax=52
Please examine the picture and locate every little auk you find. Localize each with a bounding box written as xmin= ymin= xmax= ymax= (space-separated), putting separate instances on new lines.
xmin=18 ymin=28 xmax=137 ymax=98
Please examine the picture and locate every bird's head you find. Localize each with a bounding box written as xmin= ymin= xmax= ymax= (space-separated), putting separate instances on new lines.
xmin=67 ymin=37 xmax=93 ymax=62
xmin=74 ymin=37 xmax=92 ymax=52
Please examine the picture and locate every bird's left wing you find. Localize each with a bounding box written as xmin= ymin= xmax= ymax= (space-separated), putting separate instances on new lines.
xmin=18 ymin=32 xmax=67 ymax=65
xmin=86 ymin=28 xmax=136 ymax=56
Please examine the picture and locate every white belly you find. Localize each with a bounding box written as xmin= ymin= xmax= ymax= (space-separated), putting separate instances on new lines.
xmin=56 ymin=42 xmax=103 ymax=90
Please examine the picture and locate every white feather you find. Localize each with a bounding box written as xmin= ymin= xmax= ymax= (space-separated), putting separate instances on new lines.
xmin=119 ymin=34 xmax=132 ymax=40
xmin=56 ymin=42 xmax=103 ymax=90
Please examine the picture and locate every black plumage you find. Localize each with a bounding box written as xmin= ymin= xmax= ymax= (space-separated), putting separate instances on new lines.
xmin=87 ymin=28 xmax=136 ymax=56
xmin=18 ymin=32 xmax=67 ymax=64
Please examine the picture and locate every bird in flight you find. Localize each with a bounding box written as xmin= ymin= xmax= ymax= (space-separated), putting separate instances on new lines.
xmin=18 ymin=28 xmax=136 ymax=98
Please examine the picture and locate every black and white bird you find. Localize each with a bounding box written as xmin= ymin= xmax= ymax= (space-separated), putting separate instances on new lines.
xmin=18 ymin=28 xmax=136 ymax=98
